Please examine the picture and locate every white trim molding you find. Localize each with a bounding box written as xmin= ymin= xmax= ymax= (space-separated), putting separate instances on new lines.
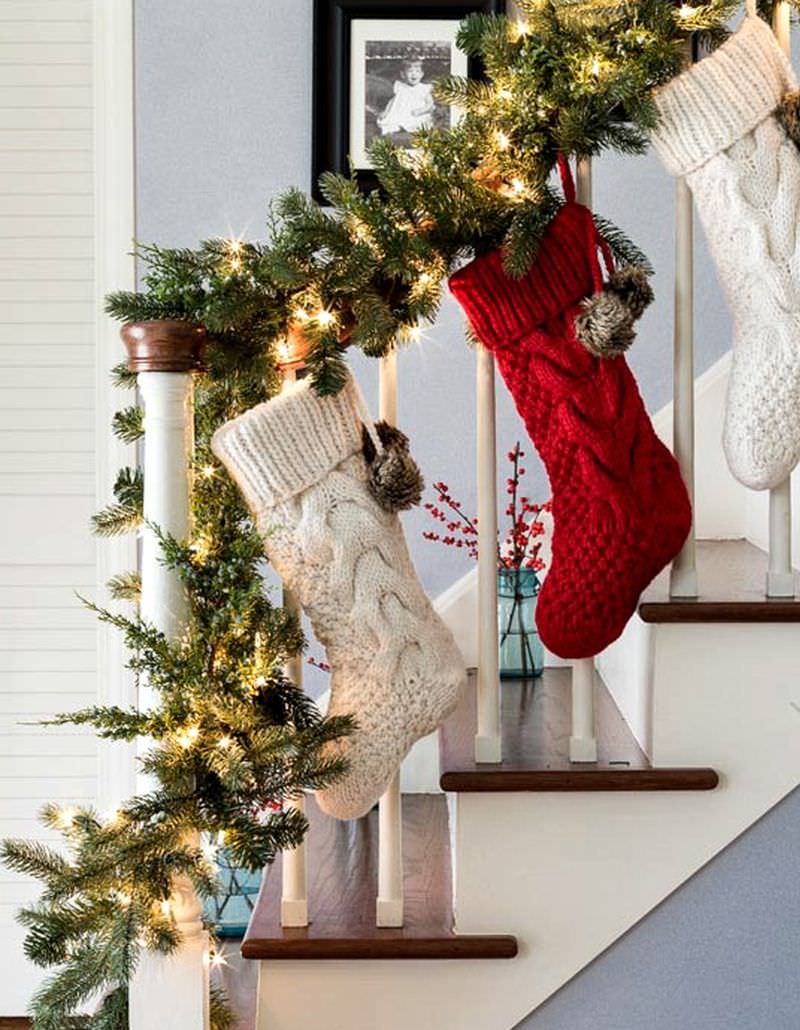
xmin=94 ymin=0 xmax=138 ymax=810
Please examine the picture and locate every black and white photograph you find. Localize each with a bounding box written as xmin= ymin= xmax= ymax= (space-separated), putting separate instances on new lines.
xmin=312 ymin=0 xmax=504 ymax=199
xmin=349 ymin=25 xmax=468 ymax=167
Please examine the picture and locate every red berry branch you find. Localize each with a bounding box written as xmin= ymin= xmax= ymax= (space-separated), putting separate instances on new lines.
xmin=423 ymin=442 xmax=550 ymax=572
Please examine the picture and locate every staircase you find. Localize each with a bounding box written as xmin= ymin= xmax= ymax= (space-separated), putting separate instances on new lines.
xmin=241 ymin=536 xmax=800 ymax=1030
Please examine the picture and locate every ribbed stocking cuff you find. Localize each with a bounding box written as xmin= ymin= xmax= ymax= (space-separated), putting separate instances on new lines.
xmin=211 ymin=375 xmax=364 ymax=512
xmin=653 ymin=15 xmax=794 ymax=177
xmin=449 ymin=202 xmax=594 ymax=352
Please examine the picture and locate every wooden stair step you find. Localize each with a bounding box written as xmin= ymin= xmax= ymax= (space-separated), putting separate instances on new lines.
xmin=241 ymin=794 xmax=517 ymax=961
xmin=440 ymin=669 xmax=718 ymax=792
xmin=640 ymin=539 xmax=800 ymax=623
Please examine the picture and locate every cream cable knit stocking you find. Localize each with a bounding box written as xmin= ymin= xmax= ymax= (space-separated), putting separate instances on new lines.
xmin=211 ymin=374 xmax=466 ymax=821
xmin=652 ymin=12 xmax=800 ymax=490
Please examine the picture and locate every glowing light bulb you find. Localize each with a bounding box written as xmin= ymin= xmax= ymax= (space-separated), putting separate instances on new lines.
xmin=510 ymin=177 xmax=526 ymax=196
xmin=497 ymin=87 xmax=513 ymax=101
xmin=495 ymin=130 xmax=511 ymax=151
xmin=418 ymin=272 xmax=433 ymax=286
xmin=160 ymin=900 xmax=172 ymax=917
xmin=406 ymin=325 xmax=422 ymax=343
xmin=55 ymin=806 xmax=78 ymax=830
xmin=293 ymin=307 xmax=310 ymax=323
xmin=591 ymin=57 xmax=601 ymax=77
xmin=210 ymin=949 xmax=229 ymax=969
xmin=118 ymin=892 xmax=132 ymax=908
xmin=678 ymin=4 xmax=696 ymax=18
xmin=217 ymin=735 xmax=232 ymax=750
xmin=176 ymin=725 xmax=200 ymax=749
xmin=201 ymin=465 xmax=216 ymax=480
xmin=513 ymin=18 xmax=529 ymax=39
xmin=315 ymin=309 xmax=336 ymax=327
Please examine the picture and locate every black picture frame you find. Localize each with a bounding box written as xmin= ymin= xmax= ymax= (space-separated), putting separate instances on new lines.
xmin=312 ymin=0 xmax=506 ymax=203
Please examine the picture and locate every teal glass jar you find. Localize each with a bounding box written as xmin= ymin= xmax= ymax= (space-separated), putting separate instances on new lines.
xmin=205 ymin=848 xmax=262 ymax=938
xmin=497 ymin=568 xmax=544 ymax=679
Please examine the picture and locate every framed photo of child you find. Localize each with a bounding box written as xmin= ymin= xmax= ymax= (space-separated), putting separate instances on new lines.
xmin=312 ymin=0 xmax=506 ymax=202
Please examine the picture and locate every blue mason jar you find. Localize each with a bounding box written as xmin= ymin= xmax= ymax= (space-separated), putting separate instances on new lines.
xmin=205 ymin=847 xmax=262 ymax=937
xmin=497 ymin=568 xmax=544 ymax=679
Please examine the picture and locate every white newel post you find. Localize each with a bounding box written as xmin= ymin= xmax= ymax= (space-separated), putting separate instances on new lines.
xmin=768 ymin=2 xmax=796 ymax=599
xmin=570 ymin=157 xmax=598 ymax=763
xmin=670 ymin=171 xmax=699 ymax=599
xmin=475 ymin=346 xmax=502 ymax=764
xmin=376 ymin=348 xmax=404 ymax=928
xmin=280 ymin=365 xmax=309 ymax=928
xmin=122 ymin=323 xmax=210 ymax=1030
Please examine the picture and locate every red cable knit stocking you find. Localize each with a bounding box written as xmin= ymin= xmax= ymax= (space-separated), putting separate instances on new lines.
xmin=449 ymin=161 xmax=691 ymax=658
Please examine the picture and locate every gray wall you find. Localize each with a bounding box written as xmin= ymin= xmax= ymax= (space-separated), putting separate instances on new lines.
xmin=516 ymin=787 xmax=800 ymax=1030
xmin=134 ymin=6 xmax=799 ymax=1027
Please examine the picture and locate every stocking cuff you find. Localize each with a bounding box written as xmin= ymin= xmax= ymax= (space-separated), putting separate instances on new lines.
xmin=652 ymin=16 xmax=794 ymax=177
xmin=211 ymin=375 xmax=364 ymax=512
xmin=449 ymin=202 xmax=593 ymax=351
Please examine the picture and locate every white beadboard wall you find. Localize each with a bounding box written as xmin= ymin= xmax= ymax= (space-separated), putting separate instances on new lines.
xmin=0 ymin=0 xmax=98 ymax=1013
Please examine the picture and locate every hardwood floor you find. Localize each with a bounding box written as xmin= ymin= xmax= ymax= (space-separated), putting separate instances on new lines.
xmin=440 ymin=669 xmax=718 ymax=791
xmin=241 ymin=795 xmax=516 ymax=960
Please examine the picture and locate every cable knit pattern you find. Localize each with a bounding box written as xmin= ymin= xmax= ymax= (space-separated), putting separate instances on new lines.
xmin=450 ymin=203 xmax=692 ymax=659
xmin=653 ymin=15 xmax=800 ymax=490
xmin=212 ymin=376 xmax=466 ymax=821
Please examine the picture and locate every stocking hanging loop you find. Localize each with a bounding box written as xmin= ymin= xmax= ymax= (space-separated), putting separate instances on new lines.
xmin=745 ymin=0 xmax=756 ymax=17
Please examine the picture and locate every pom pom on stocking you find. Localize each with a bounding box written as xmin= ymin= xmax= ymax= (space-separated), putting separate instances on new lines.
xmin=574 ymin=265 xmax=653 ymax=359
xmin=778 ymin=89 xmax=800 ymax=149
xmin=362 ymin=421 xmax=424 ymax=513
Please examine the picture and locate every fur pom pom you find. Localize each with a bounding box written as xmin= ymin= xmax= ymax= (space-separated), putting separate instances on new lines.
xmin=606 ymin=265 xmax=654 ymax=321
xmin=779 ymin=89 xmax=800 ymax=149
xmin=574 ymin=291 xmax=636 ymax=359
xmin=362 ymin=421 xmax=424 ymax=513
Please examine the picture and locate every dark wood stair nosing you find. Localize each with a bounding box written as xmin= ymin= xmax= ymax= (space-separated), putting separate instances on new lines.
xmin=439 ymin=670 xmax=719 ymax=795
xmin=241 ymin=934 xmax=518 ymax=961
xmin=440 ymin=767 xmax=719 ymax=793
xmin=639 ymin=600 xmax=800 ymax=624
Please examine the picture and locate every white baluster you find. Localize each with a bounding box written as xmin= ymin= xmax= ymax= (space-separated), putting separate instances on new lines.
xmin=670 ymin=172 xmax=699 ymax=598
xmin=125 ymin=327 xmax=209 ymax=1030
xmin=768 ymin=2 xmax=796 ymax=598
xmin=570 ymin=157 xmax=598 ymax=763
xmin=476 ymin=345 xmax=502 ymax=764
xmin=376 ymin=348 xmax=405 ymax=928
xmin=279 ymin=366 xmax=310 ymax=928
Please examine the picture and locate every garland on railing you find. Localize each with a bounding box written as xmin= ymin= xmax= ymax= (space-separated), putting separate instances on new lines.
xmin=105 ymin=1 xmax=742 ymax=395
xmin=1 ymin=2 xmax=760 ymax=1028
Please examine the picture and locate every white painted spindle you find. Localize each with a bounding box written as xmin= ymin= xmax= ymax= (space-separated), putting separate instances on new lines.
xmin=376 ymin=348 xmax=405 ymax=928
xmin=124 ymin=326 xmax=210 ymax=1030
xmin=670 ymin=172 xmax=698 ymax=598
xmin=475 ymin=345 xmax=502 ymax=764
xmin=570 ymin=157 xmax=598 ymax=764
xmin=767 ymin=2 xmax=796 ymax=598
xmin=279 ymin=366 xmax=310 ymax=928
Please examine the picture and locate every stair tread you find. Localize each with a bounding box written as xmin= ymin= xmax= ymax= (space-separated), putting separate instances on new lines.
xmin=241 ymin=794 xmax=517 ymax=960
xmin=440 ymin=669 xmax=718 ymax=792
xmin=640 ymin=539 xmax=800 ymax=623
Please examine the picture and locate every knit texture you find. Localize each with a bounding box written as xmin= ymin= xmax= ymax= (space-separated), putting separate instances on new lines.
xmin=450 ymin=203 xmax=692 ymax=659
xmin=212 ymin=375 xmax=466 ymax=820
xmin=653 ymin=15 xmax=800 ymax=490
